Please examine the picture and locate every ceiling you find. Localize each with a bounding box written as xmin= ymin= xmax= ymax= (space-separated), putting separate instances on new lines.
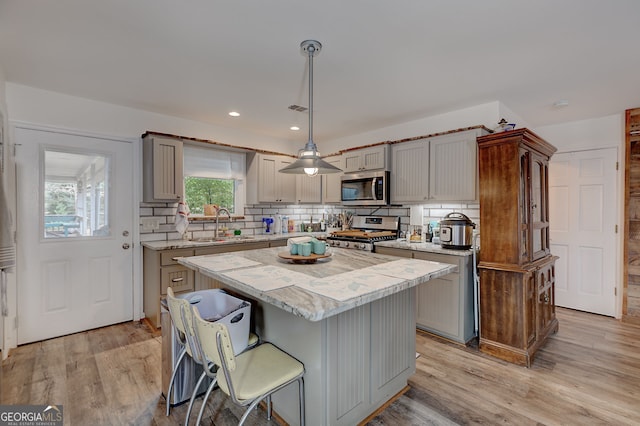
xmin=1 ymin=0 xmax=639 ymax=147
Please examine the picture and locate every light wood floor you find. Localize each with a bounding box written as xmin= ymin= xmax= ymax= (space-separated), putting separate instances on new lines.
xmin=2 ymin=307 xmax=639 ymax=425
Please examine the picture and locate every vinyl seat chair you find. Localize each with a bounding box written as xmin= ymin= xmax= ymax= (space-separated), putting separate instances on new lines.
xmin=192 ymin=306 xmax=305 ymax=426
xmin=167 ymin=287 xmax=258 ymax=426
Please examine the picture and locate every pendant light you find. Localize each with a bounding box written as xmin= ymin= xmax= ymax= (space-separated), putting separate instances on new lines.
xmin=279 ymin=40 xmax=342 ymax=177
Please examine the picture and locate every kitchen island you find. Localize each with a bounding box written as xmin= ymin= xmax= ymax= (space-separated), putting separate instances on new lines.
xmin=178 ymin=246 xmax=457 ymax=426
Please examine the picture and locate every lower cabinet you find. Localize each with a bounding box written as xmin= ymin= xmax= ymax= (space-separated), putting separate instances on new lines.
xmin=374 ymin=246 xmax=476 ymax=344
xmin=143 ymin=239 xmax=287 ymax=328
xmin=478 ymin=256 xmax=558 ymax=367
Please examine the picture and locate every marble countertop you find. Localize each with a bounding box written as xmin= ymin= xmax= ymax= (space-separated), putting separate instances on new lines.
xmin=177 ymin=246 xmax=457 ymax=322
xmin=142 ymin=232 xmax=327 ymax=250
xmin=375 ymin=239 xmax=475 ymax=257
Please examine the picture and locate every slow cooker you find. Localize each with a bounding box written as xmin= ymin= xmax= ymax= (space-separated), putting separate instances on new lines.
xmin=439 ymin=212 xmax=476 ymax=250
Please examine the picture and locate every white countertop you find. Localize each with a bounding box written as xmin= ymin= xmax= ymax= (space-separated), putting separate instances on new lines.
xmin=142 ymin=232 xmax=327 ymax=250
xmin=375 ymin=239 xmax=475 ymax=257
xmin=177 ymin=246 xmax=457 ymax=322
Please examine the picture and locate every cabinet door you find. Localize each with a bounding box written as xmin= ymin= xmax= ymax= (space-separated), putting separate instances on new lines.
xmin=531 ymin=152 xmax=550 ymax=260
xmin=391 ymin=139 xmax=429 ymax=203
xmin=342 ymin=146 xmax=387 ymax=172
xmin=277 ymin=158 xmax=297 ymax=203
xmin=143 ymin=136 xmax=184 ymax=201
xmin=297 ymin=174 xmax=322 ymax=203
xmin=429 ymin=132 xmax=478 ymax=201
xmin=416 ymin=274 xmax=460 ymax=337
xmin=519 ymin=148 xmax=532 ymax=263
xmin=257 ymin=155 xmax=296 ymax=203
xmin=536 ymin=260 xmax=556 ymax=334
xmin=322 ymin=156 xmax=343 ymax=203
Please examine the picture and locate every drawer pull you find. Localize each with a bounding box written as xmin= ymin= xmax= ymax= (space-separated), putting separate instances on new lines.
xmin=172 ymin=277 xmax=184 ymax=283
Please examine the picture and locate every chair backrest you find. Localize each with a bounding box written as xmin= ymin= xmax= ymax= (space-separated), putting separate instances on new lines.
xmin=192 ymin=305 xmax=237 ymax=397
xmin=166 ymin=287 xmax=203 ymax=362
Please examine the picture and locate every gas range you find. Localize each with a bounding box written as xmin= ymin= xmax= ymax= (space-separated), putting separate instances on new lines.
xmin=327 ymin=216 xmax=399 ymax=251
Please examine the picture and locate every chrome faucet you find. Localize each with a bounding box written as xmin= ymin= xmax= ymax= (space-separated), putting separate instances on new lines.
xmin=215 ymin=208 xmax=232 ymax=239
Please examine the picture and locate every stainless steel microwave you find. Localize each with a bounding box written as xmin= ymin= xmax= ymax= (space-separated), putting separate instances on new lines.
xmin=341 ymin=171 xmax=390 ymax=206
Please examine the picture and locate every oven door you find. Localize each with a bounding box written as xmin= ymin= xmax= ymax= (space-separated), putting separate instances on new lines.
xmin=341 ymin=171 xmax=389 ymax=205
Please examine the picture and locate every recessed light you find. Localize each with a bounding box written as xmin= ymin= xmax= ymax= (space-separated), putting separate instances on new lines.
xmin=553 ymin=100 xmax=569 ymax=108
xmin=290 ymin=126 xmax=300 ymax=131
xmin=228 ymin=111 xmax=240 ymax=117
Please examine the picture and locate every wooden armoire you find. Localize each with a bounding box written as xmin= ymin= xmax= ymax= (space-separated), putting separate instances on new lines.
xmin=477 ymin=128 xmax=559 ymax=367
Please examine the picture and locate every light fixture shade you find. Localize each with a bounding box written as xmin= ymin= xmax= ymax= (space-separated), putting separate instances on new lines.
xmin=279 ymin=39 xmax=342 ymax=176
xmin=279 ymin=155 xmax=342 ymax=175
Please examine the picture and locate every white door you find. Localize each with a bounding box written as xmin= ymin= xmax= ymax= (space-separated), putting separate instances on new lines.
xmin=15 ymin=126 xmax=134 ymax=344
xmin=549 ymin=148 xmax=617 ymax=316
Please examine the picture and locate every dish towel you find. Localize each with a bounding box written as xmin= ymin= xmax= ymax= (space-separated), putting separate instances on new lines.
xmin=0 ymin=166 xmax=16 ymax=317
xmin=175 ymin=201 xmax=190 ymax=235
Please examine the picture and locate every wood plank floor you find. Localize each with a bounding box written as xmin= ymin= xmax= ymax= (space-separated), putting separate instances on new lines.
xmin=2 ymin=307 xmax=639 ymax=425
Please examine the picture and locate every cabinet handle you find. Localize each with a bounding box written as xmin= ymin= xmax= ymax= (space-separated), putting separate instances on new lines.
xmin=172 ymin=277 xmax=184 ymax=283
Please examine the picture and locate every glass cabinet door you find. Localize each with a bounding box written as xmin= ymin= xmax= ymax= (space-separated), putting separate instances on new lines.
xmin=531 ymin=152 xmax=550 ymax=260
xmin=519 ymin=149 xmax=531 ymax=263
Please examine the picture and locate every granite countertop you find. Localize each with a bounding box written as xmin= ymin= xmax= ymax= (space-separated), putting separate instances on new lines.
xmin=177 ymin=246 xmax=457 ymax=322
xmin=375 ymin=239 xmax=475 ymax=257
xmin=142 ymin=232 xmax=327 ymax=250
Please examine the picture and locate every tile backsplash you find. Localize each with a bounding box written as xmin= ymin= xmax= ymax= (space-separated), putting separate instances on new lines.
xmin=139 ymin=201 xmax=480 ymax=242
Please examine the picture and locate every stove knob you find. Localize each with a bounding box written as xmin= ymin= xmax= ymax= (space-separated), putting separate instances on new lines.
xmin=344 ymin=242 xmax=350 ymax=248
xmin=357 ymin=243 xmax=365 ymax=249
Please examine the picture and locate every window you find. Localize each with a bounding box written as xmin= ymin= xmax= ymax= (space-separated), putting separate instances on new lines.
xmin=43 ymin=149 xmax=111 ymax=238
xmin=182 ymin=144 xmax=246 ymax=215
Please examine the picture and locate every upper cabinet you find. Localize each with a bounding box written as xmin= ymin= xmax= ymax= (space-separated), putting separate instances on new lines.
xmin=391 ymin=128 xmax=486 ymax=204
xmin=142 ymin=135 xmax=184 ymax=202
xmin=343 ymin=145 xmax=389 ymax=173
xmin=246 ymin=153 xmax=297 ymax=204
xmin=296 ymin=174 xmax=322 ymax=204
xmin=322 ymin=155 xmax=343 ymax=203
xmin=391 ymin=139 xmax=430 ymax=203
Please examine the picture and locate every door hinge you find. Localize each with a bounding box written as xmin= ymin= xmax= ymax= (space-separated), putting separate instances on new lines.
xmin=616 ymin=161 xmax=619 ymax=171
xmin=615 ymin=287 xmax=617 ymax=296
xmin=615 ymin=224 xmax=618 ymax=233
xmin=14 ymin=316 xmax=18 ymax=330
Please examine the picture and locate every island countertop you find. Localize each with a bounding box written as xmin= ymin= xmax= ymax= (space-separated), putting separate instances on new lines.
xmin=177 ymin=246 xmax=457 ymax=322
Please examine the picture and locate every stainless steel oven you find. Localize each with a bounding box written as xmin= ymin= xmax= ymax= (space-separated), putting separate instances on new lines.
xmin=341 ymin=170 xmax=389 ymax=206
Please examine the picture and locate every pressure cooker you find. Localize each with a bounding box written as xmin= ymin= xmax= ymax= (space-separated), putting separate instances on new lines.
xmin=439 ymin=212 xmax=476 ymax=250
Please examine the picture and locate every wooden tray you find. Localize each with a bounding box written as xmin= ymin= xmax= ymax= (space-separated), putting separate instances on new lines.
xmin=278 ymin=251 xmax=332 ymax=264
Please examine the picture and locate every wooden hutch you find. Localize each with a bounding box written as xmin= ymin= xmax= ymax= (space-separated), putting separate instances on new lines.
xmin=477 ymin=128 xmax=559 ymax=367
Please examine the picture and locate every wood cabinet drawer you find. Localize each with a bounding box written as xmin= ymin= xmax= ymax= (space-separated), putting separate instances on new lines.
xmin=160 ymin=248 xmax=195 ymax=266
xmin=161 ymin=264 xmax=194 ymax=294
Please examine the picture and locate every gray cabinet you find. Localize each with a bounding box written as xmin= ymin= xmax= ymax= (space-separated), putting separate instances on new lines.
xmin=343 ymin=145 xmax=388 ymax=173
xmin=391 ymin=138 xmax=430 ymax=203
xmin=374 ymin=246 xmax=476 ymax=344
xmin=143 ymin=247 xmax=194 ymax=328
xmin=142 ymin=135 xmax=184 ymax=202
xmin=296 ymin=174 xmax=322 ymax=203
xmin=322 ymin=155 xmax=343 ymax=203
xmin=246 ymin=153 xmax=297 ymax=203
xmin=390 ymin=128 xmax=487 ymax=203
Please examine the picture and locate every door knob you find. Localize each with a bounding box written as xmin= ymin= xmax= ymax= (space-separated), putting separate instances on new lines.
xmin=122 ymin=243 xmax=130 ymax=249
xmin=122 ymin=230 xmax=129 ymax=237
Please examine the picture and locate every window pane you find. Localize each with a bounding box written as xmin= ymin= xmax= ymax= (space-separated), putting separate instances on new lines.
xmin=44 ymin=149 xmax=111 ymax=238
xmin=184 ymin=176 xmax=235 ymax=214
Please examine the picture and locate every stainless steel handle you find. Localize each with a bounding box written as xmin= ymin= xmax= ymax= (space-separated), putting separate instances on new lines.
xmin=371 ymin=178 xmax=378 ymax=200
xmin=122 ymin=243 xmax=130 ymax=249
xmin=172 ymin=277 xmax=184 ymax=283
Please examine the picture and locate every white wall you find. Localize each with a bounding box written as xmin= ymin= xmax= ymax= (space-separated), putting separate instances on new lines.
xmin=6 ymin=83 xmax=293 ymax=154
xmin=323 ymin=101 xmax=504 ymax=153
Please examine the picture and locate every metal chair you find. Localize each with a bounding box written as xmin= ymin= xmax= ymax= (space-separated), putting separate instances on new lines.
xmin=192 ymin=305 xmax=305 ymax=426
xmin=170 ymin=288 xmax=259 ymax=426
